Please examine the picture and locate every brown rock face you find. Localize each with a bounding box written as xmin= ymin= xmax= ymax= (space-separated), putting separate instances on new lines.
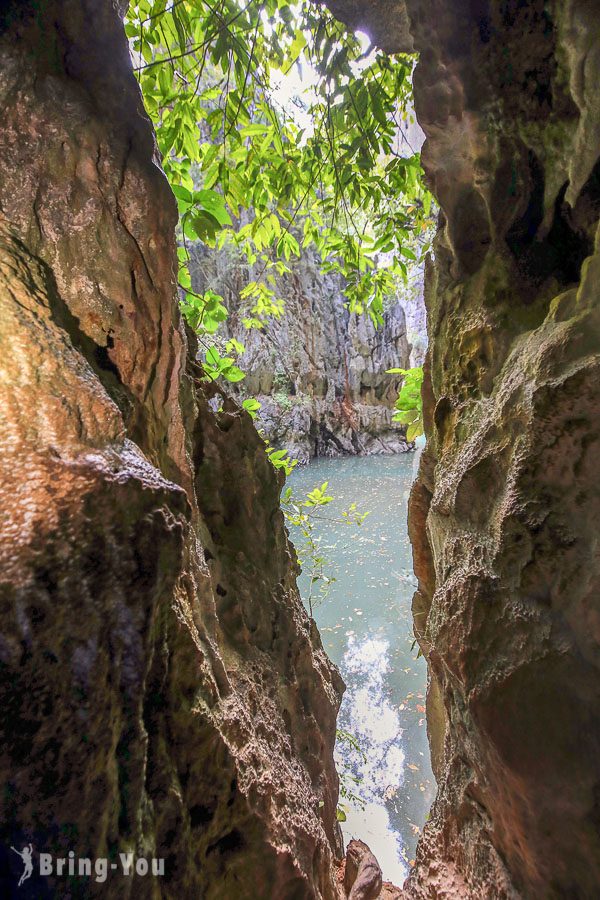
xmin=0 ymin=2 xmax=343 ymax=897
xmin=343 ymin=840 xmax=383 ymax=899
xmin=350 ymin=0 xmax=600 ymax=897
xmin=329 ymin=0 xmax=600 ymax=895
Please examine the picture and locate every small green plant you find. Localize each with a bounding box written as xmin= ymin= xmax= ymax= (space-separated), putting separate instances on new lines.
xmin=274 ymin=391 xmax=293 ymax=411
xmin=282 ymin=482 xmax=368 ymax=618
xmin=201 ymin=345 xmax=245 ymax=383
xmin=335 ymin=728 xmax=367 ymax=821
xmin=264 ymin=443 xmax=298 ymax=477
xmin=179 ymin=283 xmax=229 ymax=336
xmin=270 ymin=372 xmax=294 ymax=410
xmin=241 ymin=397 xmax=261 ymax=419
xmin=387 ymin=365 xmax=424 ymax=442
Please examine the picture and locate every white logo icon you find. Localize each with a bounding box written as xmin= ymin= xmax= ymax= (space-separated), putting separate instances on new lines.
xmin=11 ymin=844 xmax=34 ymax=887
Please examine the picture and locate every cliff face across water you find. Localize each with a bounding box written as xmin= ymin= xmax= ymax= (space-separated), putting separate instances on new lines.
xmin=0 ymin=3 xmax=343 ymax=896
xmin=190 ymin=244 xmax=425 ymax=461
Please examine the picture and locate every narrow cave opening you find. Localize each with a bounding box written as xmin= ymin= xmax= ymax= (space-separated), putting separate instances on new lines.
xmin=164 ymin=7 xmax=436 ymax=877
xmin=127 ymin=0 xmax=436 ymax=886
xmin=170 ymin=1 xmax=434 ymax=878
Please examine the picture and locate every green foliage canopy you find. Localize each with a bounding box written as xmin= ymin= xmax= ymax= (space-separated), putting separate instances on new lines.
xmin=126 ymin=0 xmax=433 ymax=366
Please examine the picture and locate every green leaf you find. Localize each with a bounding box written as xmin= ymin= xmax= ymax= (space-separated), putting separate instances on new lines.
xmin=191 ymin=211 xmax=220 ymax=242
xmin=392 ymin=408 xmax=418 ymax=425
xmin=406 ymin=422 xmax=423 ymax=442
xmin=241 ymin=123 xmax=271 ymax=137
xmin=242 ymin=397 xmax=261 ymax=419
xmin=226 ymin=338 xmax=246 ymax=355
xmin=195 ymin=189 xmax=232 ymax=226
xmin=171 ymin=184 xmax=193 ymax=215
xmin=222 ymin=366 xmax=245 ymax=383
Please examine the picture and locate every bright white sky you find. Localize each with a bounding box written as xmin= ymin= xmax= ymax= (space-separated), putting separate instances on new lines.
xmin=270 ymin=30 xmax=376 ymax=137
xmin=269 ymin=30 xmax=424 ymax=155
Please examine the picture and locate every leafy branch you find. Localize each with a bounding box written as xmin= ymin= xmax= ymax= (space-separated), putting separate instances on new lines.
xmin=126 ymin=0 xmax=433 ymax=346
xmin=386 ymin=365 xmax=424 ymax=442
xmin=282 ymin=481 xmax=368 ymax=617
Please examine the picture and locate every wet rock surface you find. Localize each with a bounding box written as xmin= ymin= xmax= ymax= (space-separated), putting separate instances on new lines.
xmin=0 ymin=2 xmax=344 ymax=897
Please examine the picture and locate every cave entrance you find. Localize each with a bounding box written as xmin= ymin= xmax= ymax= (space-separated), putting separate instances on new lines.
xmin=290 ymin=450 xmax=434 ymax=883
xmin=127 ymin=0 xmax=435 ymax=883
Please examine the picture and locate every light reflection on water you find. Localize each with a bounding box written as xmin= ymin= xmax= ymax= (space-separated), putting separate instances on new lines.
xmin=290 ymin=453 xmax=434 ymax=885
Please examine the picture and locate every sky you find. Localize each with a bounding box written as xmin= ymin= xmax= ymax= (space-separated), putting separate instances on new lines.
xmin=270 ymin=29 xmax=425 ymax=155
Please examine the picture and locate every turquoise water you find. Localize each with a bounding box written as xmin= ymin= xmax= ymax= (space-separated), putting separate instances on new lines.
xmin=290 ymin=453 xmax=434 ymax=884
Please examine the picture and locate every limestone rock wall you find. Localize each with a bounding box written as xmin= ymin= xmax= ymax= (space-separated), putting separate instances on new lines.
xmin=0 ymin=2 xmax=343 ymax=897
xmin=331 ymin=0 xmax=600 ymax=896
xmin=190 ymin=244 xmax=422 ymax=461
xmin=330 ymin=0 xmax=600 ymax=896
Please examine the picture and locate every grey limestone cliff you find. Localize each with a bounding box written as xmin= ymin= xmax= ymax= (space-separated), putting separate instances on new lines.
xmin=190 ymin=241 xmax=426 ymax=461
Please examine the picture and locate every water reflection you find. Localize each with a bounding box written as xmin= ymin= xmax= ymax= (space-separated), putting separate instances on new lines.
xmin=337 ymin=635 xmax=407 ymax=883
xmin=290 ymin=454 xmax=435 ymax=884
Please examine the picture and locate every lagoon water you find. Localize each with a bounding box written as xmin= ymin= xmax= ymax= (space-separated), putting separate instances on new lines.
xmin=290 ymin=452 xmax=434 ymax=885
